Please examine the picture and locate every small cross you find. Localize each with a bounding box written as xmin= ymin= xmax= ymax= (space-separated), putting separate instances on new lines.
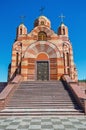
xmin=40 ymin=7 xmax=45 ymax=15
xmin=59 ymin=14 xmax=65 ymax=23
xmin=20 ymin=16 xmax=26 ymax=24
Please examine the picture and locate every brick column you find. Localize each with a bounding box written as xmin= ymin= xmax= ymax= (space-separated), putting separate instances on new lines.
xmin=21 ymin=58 xmax=28 ymax=80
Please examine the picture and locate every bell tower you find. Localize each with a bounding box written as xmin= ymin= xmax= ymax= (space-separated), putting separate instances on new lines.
xmin=16 ymin=24 xmax=27 ymax=39
xmin=58 ymin=23 xmax=68 ymax=37
xmin=58 ymin=14 xmax=68 ymax=37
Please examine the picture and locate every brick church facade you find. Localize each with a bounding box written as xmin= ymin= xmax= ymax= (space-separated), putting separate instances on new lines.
xmin=8 ymin=15 xmax=78 ymax=81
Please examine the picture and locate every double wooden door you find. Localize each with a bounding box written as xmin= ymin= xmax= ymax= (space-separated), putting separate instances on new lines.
xmin=37 ymin=61 xmax=49 ymax=80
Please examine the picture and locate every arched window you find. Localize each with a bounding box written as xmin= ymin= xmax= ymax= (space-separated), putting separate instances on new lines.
xmin=63 ymin=53 xmax=66 ymax=74
xmin=66 ymin=52 xmax=69 ymax=66
xmin=63 ymin=28 xmax=65 ymax=35
xmin=41 ymin=21 xmax=44 ymax=25
xmin=16 ymin=53 xmax=19 ymax=66
xmin=20 ymin=28 xmax=22 ymax=35
xmin=38 ymin=31 xmax=47 ymax=41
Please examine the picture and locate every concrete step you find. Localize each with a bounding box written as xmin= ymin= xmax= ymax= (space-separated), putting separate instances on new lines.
xmin=0 ymin=108 xmax=84 ymax=116
xmin=7 ymin=100 xmax=76 ymax=103
xmin=7 ymin=103 xmax=76 ymax=107
xmin=5 ymin=81 xmax=83 ymax=115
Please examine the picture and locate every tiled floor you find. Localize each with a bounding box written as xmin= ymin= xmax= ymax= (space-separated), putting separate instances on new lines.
xmin=0 ymin=116 xmax=86 ymax=130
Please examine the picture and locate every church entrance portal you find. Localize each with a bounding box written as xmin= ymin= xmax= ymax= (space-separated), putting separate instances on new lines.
xmin=37 ymin=61 xmax=49 ymax=80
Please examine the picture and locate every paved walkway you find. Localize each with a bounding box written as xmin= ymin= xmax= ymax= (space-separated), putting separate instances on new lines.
xmin=0 ymin=116 xmax=86 ymax=130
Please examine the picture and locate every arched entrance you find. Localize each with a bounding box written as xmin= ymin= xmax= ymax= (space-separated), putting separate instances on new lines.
xmin=22 ymin=41 xmax=63 ymax=81
xmin=36 ymin=53 xmax=49 ymax=80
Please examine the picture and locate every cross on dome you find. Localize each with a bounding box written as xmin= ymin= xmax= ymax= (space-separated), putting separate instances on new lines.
xmin=20 ymin=16 xmax=26 ymax=24
xmin=59 ymin=14 xmax=65 ymax=23
xmin=39 ymin=7 xmax=45 ymax=15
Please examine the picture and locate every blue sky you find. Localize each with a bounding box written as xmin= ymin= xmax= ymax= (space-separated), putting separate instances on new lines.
xmin=0 ymin=0 xmax=86 ymax=81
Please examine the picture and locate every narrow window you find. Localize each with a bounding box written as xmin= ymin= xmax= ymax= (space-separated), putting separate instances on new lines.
xmin=20 ymin=28 xmax=22 ymax=35
xmin=63 ymin=28 xmax=65 ymax=35
xmin=67 ymin=68 xmax=70 ymax=75
xmin=38 ymin=31 xmax=47 ymax=41
xmin=63 ymin=53 xmax=66 ymax=74
xmin=16 ymin=53 xmax=19 ymax=66
xmin=66 ymin=52 xmax=69 ymax=66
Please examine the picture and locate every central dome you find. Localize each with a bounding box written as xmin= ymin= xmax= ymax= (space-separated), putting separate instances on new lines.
xmin=38 ymin=16 xmax=50 ymax=21
xmin=34 ymin=15 xmax=51 ymax=28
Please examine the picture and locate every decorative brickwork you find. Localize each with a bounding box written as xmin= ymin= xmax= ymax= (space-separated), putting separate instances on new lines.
xmin=8 ymin=15 xmax=78 ymax=81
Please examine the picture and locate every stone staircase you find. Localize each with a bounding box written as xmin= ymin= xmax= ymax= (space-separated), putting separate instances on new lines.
xmin=0 ymin=81 xmax=84 ymax=116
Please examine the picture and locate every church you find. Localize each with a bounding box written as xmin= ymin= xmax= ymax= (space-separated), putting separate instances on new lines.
xmin=8 ymin=15 xmax=78 ymax=82
xmin=1 ymin=15 xmax=86 ymax=116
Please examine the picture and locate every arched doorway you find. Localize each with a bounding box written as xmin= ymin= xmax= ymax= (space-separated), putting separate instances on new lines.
xmin=36 ymin=53 xmax=49 ymax=80
xmin=23 ymin=41 xmax=62 ymax=81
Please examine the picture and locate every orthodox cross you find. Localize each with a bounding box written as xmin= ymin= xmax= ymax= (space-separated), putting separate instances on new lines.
xmin=20 ymin=16 xmax=26 ymax=24
xmin=40 ymin=7 xmax=45 ymax=15
xmin=59 ymin=14 xmax=65 ymax=23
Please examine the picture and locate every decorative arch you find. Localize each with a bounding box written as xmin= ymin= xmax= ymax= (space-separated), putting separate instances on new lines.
xmin=62 ymin=42 xmax=72 ymax=52
xmin=21 ymin=41 xmax=63 ymax=81
xmin=13 ymin=41 xmax=22 ymax=51
xmin=24 ymin=41 xmax=61 ymax=59
xmin=31 ymin=26 xmax=54 ymax=37
xmin=62 ymin=42 xmax=73 ymax=76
